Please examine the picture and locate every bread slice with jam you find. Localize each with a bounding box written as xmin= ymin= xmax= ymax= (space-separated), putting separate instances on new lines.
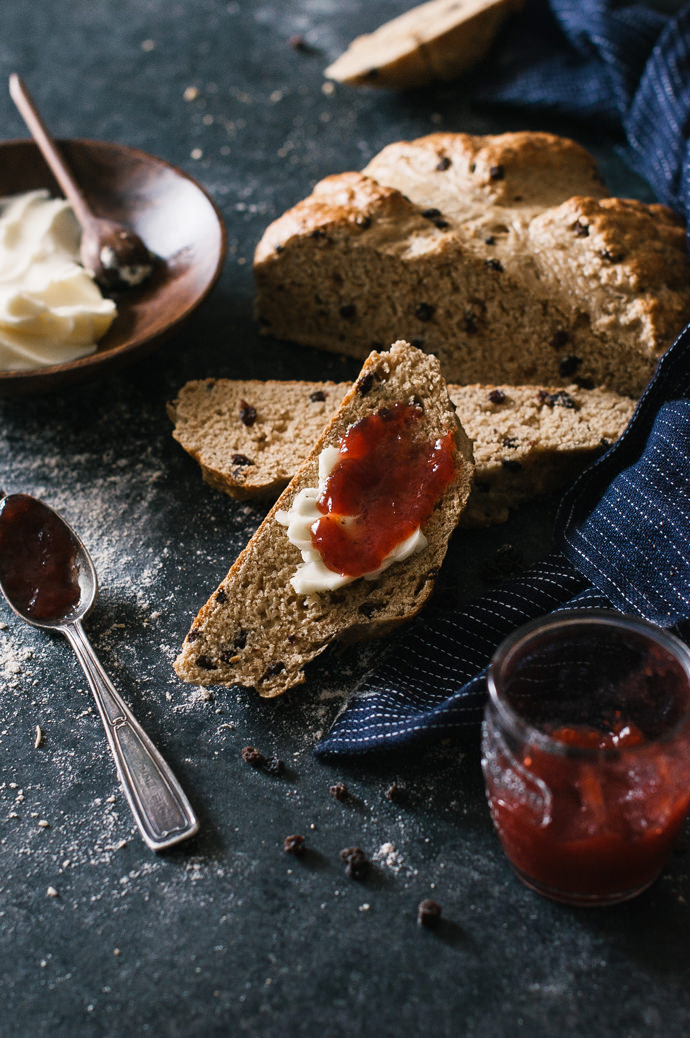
xmin=173 ymin=341 xmax=474 ymax=697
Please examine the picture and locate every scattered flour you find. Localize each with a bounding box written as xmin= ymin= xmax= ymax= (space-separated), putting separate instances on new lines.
xmin=0 ymin=630 xmax=35 ymax=684
xmin=373 ymin=841 xmax=417 ymax=877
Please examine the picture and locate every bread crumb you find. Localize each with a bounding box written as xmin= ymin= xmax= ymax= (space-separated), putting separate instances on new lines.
xmin=283 ymin=834 xmax=306 ymax=856
xmin=417 ymin=898 xmax=442 ymax=929
xmin=183 ymin=85 xmax=200 ymax=101
xmin=46 ymin=886 xmax=58 ymax=898
xmin=34 ymin=725 xmax=43 ymax=749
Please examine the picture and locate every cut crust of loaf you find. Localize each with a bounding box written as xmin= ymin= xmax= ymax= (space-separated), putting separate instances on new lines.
xmin=169 ymin=378 xmax=635 ymax=525
xmin=174 ymin=342 xmax=474 ymax=697
xmin=254 ymin=132 xmax=690 ymax=397
xmin=324 ymin=0 xmax=523 ymax=90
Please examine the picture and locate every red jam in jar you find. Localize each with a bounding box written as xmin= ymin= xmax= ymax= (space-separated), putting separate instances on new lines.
xmin=482 ymin=612 xmax=690 ymax=906
xmin=0 ymin=493 xmax=81 ymax=621
xmin=311 ymin=403 xmax=455 ymax=577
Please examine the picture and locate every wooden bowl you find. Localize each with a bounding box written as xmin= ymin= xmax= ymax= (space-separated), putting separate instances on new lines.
xmin=0 ymin=139 xmax=227 ymax=394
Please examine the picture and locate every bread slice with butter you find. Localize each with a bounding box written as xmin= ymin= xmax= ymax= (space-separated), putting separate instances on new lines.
xmin=168 ymin=378 xmax=635 ymax=526
xmin=173 ymin=341 xmax=474 ymax=697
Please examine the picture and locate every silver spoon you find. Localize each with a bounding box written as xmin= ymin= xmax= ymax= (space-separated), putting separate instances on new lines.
xmin=0 ymin=492 xmax=198 ymax=852
xmin=9 ymin=73 xmax=154 ymax=291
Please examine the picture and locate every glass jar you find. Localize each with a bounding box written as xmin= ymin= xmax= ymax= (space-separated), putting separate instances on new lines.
xmin=482 ymin=611 xmax=690 ymax=906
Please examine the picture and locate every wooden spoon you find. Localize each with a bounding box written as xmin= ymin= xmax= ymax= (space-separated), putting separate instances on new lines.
xmin=9 ymin=73 xmax=155 ymax=291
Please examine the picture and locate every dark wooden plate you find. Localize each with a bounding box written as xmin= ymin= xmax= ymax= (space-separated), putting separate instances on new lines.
xmin=0 ymin=139 xmax=227 ymax=394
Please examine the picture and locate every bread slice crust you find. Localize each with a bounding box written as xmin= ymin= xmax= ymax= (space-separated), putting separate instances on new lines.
xmin=324 ymin=0 xmax=524 ymax=90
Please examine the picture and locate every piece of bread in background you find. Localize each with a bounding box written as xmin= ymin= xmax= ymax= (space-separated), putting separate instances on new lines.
xmin=254 ymin=131 xmax=690 ymax=398
xmin=173 ymin=342 xmax=474 ymax=697
xmin=325 ymin=0 xmax=524 ymax=89
xmin=168 ymin=377 xmax=635 ymax=526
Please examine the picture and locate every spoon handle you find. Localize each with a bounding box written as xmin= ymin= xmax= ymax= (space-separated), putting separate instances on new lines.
xmin=63 ymin=620 xmax=199 ymax=851
xmin=9 ymin=73 xmax=93 ymax=227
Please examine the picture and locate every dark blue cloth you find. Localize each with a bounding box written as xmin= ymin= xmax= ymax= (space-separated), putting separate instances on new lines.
xmin=315 ymin=0 xmax=690 ymax=757
xmin=474 ymin=0 xmax=690 ymax=220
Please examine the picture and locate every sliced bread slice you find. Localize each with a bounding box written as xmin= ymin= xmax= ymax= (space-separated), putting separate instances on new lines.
xmin=173 ymin=341 xmax=474 ymax=696
xmin=168 ymin=378 xmax=635 ymax=525
xmin=324 ymin=0 xmax=523 ymax=90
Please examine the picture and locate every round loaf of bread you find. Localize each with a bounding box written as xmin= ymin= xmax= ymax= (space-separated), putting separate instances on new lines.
xmin=254 ymin=132 xmax=690 ymax=397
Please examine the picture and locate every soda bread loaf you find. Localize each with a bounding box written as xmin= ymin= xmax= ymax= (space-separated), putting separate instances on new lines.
xmin=168 ymin=377 xmax=635 ymax=526
xmin=254 ymin=131 xmax=690 ymax=397
xmin=324 ymin=0 xmax=523 ymax=90
xmin=174 ymin=341 xmax=474 ymax=696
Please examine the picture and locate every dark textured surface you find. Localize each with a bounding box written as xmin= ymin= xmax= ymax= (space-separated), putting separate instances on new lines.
xmin=0 ymin=3 xmax=689 ymax=1036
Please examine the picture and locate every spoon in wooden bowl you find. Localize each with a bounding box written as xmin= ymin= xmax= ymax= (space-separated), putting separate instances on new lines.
xmin=0 ymin=492 xmax=199 ymax=851
xmin=9 ymin=73 xmax=155 ymax=291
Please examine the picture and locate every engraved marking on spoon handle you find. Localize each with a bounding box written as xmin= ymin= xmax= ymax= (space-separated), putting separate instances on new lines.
xmin=63 ymin=620 xmax=199 ymax=851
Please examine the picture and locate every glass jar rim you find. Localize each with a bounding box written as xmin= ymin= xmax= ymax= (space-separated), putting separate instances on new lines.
xmin=487 ymin=609 xmax=690 ymax=759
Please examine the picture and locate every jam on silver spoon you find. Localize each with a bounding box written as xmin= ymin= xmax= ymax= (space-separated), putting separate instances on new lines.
xmin=0 ymin=492 xmax=198 ymax=852
xmin=0 ymin=492 xmax=81 ymax=620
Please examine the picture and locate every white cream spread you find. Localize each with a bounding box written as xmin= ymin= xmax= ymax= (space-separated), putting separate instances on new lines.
xmin=276 ymin=444 xmax=427 ymax=594
xmin=0 ymin=190 xmax=117 ymax=371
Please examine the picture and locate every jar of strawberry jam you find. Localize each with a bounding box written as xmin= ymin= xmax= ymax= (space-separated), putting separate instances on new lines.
xmin=482 ymin=611 xmax=690 ymax=906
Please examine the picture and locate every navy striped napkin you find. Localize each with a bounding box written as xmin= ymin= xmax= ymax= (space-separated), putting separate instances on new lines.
xmin=315 ymin=0 xmax=690 ymax=757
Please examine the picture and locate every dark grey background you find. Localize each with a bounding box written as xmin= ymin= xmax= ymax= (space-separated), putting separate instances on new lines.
xmin=0 ymin=2 xmax=688 ymax=1036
